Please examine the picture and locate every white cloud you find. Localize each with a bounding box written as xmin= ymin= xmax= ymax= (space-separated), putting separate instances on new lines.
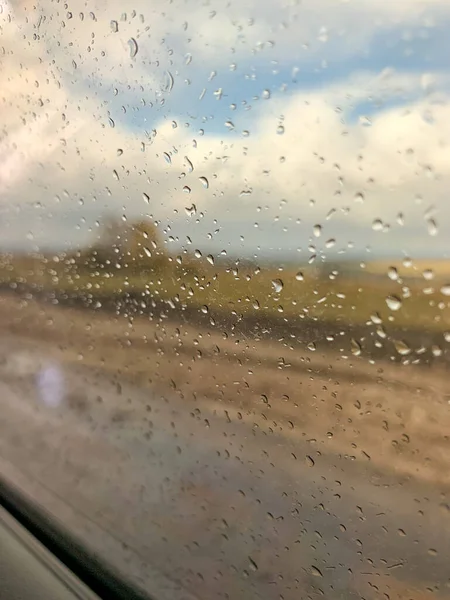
xmin=1 ymin=0 xmax=450 ymax=256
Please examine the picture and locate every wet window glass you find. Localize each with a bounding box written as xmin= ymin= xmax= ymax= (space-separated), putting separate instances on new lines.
xmin=1 ymin=0 xmax=450 ymax=598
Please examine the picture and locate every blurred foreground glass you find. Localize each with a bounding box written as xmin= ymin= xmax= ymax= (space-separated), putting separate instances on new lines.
xmin=1 ymin=1 xmax=450 ymax=599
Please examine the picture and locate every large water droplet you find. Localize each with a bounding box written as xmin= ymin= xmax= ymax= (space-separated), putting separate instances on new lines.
xmin=271 ymin=279 xmax=284 ymax=293
xmin=385 ymin=295 xmax=402 ymax=311
xmin=311 ymin=565 xmax=323 ymax=577
xmin=351 ymin=338 xmax=362 ymax=356
xmin=185 ymin=204 xmax=197 ymax=216
xmin=128 ymin=38 xmax=138 ymax=58
xmin=440 ymin=284 xmax=450 ymax=296
xmin=163 ymin=70 xmax=174 ymax=92
xmin=387 ymin=266 xmax=398 ymax=281
xmin=393 ymin=339 xmax=411 ymax=356
xmin=427 ymin=218 xmax=438 ymax=236
xmin=199 ymin=176 xmax=209 ymax=188
xmin=313 ymin=224 xmax=322 ymax=238
xmin=295 ymin=272 xmax=304 ymax=282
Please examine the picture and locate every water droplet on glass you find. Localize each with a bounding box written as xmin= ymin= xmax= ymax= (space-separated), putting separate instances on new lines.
xmin=372 ymin=219 xmax=383 ymax=231
xmin=108 ymin=117 xmax=115 ymax=128
xmin=184 ymin=156 xmax=194 ymax=172
xmin=185 ymin=204 xmax=197 ymax=216
xmin=163 ymin=152 xmax=171 ymax=165
xmin=306 ymin=455 xmax=315 ymax=467
xmin=388 ymin=266 xmax=398 ymax=281
xmin=307 ymin=342 xmax=316 ymax=352
xmin=385 ymin=295 xmax=402 ymax=311
xmin=427 ymin=218 xmax=438 ymax=236
xmin=311 ymin=565 xmax=323 ymax=577
xmin=313 ymin=224 xmax=322 ymax=238
xmin=163 ymin=70 xmax=174 ymax=92
xmin=199 ymin=176 xmax=209 ymax=189
xmin=110 ymin=20 xmax=118 ymax=33
xmin=248 ymin=557 xmax=258 ymax=572
xmin=194 ymin=249 xmax=202 ymax=259
xmin=128 ymin=38 xmax=138 ymax=58
xmin=393 ymin=339 xmax=411 ymax=356
xmin=325 ymin=238 xmax=335 ymax=248
xmin=351 ymin=338 xmax=362 ymax=356
xmin=440 ymin=284 xmax=450 ymax=296
xmin=295 ymin=272 xmax=304 ymax=281
xmin=271 ymin=279 xmax=284 ymax=293
xmin=277 ymin=124 xmax=285 ymax=135
xmin=262 ymin=89 xmax=271 ymax=99
xmin=182 ymin=185 xmax=191 ymax=194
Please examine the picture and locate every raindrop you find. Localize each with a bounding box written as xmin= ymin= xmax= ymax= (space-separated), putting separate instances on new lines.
xmin=306 ymin=455 xmax=315 ymax=467
xmin=427 ymin=218 xmax=438 ymax=236
xmin=306 ymin=342 xmax=316 ymax=352
xmin=112 ymin=169 xmax=119 ymax=181
xmin=194 ymin=249 xmax=202 ymax=259
xmin=248 ymin=557 xmax=258 ymax=572
xmin=295 ymin=272 xmax=304 ymax=281
xmin=393 ymin=339 xmax=411 ymax=356
xmin=440 ymin=284 xmax=450 ymax=296
xmin=351 ymin=339 xmax=362 ymax=356
xmin=271 ymin=279 xmax=284 ymax=293
xmin=108 ymin=117 xmax=115 ymax=128
xmin=372 ymin=219 xmax=383 ymax=231
xmin=184 ymin=156 xmax=194 ymax=172
xmin=385 ymin=295 xmax=402 ymax=311
xmin=313 ymin=224 xmax=322 ymax=238
xmin=110 ymin=20 xmax=118 ymax=33
xmin=182 ymin=185 xmax=191 ymax=194
xmin=128 ymin=38 xmax=138 ymax=58
xmin=262 ymin=89 xmax=271 ymax=99
xmin=325 ymin=238 xmax=336 ymax=248
xmin=163 ymin=152 xmax=172 ymax=165
xmin=206 ymin=254 xmax=214 ymax=265
xmin=199 ymin=176 xmax=209 ymax=189
xmin=277 ymin=124 xmax=285 ymax=135
xmin=387 ymin=266 xmax=398 ymax=281
xmin=311 ymin=565 xmax=323 ymax=577
xmin=163 ymin=70 xmax=174 ymax=92
xmin=142 ymin=192 xmax=150 ymax=204
xmin=185 ymin=204 xmax=197 ymax=216
xmin=354 ymin=191 xmax=365 ymax=203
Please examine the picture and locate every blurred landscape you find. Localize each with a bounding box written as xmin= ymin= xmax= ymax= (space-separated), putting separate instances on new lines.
xmin=1 ymin=216 xmax=450 ymax=600
xmin=1 ymin=216 xmax=450 ymax=365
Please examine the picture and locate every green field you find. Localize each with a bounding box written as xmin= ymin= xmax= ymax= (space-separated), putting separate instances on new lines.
xmin=1 ymin=252 xmax=450 ymax=334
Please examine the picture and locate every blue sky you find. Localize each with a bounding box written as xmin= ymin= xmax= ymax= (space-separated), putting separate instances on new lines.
xmin=1 ymin=0 xmax=450 ymax=261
